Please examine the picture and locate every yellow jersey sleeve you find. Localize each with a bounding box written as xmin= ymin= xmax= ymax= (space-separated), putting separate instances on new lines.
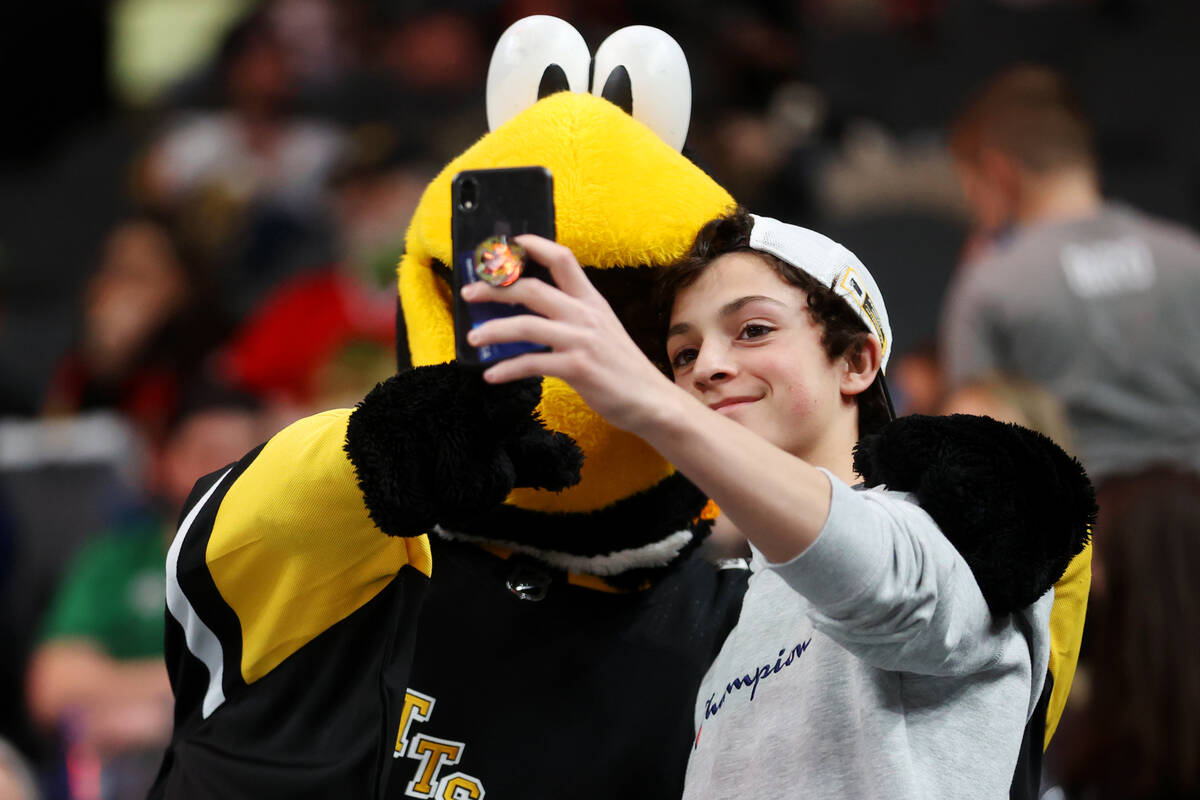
xmin=204 ymin=409 xmax=433 ymax=684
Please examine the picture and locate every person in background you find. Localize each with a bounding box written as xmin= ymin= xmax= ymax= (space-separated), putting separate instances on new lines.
xmin=25 ymin=381 xmax=263 ymax=799
xmin=42 ymin=216 xmax=230 ymax=445
xmin=0 ymin=737 xmax=40 ymax=800
xmin=887 ymin=339 xmax=945 ymax=416
xmin=139 ymin=9 xmax=345 ymax=217
xmin=1053 ymin=466 xmax=1200 ymax=800
xmin=939 ymin=371 xmax=1074 ymax=454
xmin=212 ymin=126 xmax=423 ymax=432
xmin=940 ymin=64 xmax=1200 ymax=483
xmin=135 ymin=8 xmax=347 ymax=319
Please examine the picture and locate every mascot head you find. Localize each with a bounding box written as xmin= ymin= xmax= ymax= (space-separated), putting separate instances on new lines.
xmin=397 ymin=16 xmax=734 ymax=574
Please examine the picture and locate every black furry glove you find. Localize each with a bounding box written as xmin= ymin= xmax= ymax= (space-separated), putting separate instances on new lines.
xmin=344 ymin=364 xmax=583 ymax=538
xmin=852 ymin=413 xmax=1096 ymax=616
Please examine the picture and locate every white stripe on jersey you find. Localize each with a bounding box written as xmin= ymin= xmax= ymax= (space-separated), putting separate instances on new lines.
xmin=166 ymin=467 xmax=233 ymax=719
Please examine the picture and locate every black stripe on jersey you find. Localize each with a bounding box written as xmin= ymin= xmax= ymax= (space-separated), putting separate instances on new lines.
xmin=174 ymin=443 xmax=266 ymax=705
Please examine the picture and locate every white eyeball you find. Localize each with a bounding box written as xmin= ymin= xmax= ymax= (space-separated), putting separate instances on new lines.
xmin=590 ymin=26 xmax=692 ymax=151
xmin=486 ymin=16 xmax=591 ymax=132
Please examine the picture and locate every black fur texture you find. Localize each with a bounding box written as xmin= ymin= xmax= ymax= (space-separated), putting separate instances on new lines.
xmin=852 ymin=414 xmax=1096 ymax=616
xmin=445 ymin=471 xmax=709 ymax=559
xmin=345 ymin=364 xmax=583 ymax=538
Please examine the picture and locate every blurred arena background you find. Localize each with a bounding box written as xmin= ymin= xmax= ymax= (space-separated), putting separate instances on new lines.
xmin=0 ymin=1 xmax=1197 ymax=798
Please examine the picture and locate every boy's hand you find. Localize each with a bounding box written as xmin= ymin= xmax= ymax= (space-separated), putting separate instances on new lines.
xmin=461 ymin=235 xmax=679 ymax=436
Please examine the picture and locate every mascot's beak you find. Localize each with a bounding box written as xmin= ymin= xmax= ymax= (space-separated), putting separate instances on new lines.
xmin=398 ymin=74 xmax=733 ymax=518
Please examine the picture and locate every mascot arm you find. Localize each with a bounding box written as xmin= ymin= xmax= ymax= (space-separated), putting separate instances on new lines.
xmin=172 ymin=360 xmax=577 ymax=688
xmin=176 ymin=409 xmax=428 ymax=687
xmin=344 ymin=365 xmax=581 ymax=536
xmin=1044 ymin=543 xmax=1091 ymax=749
xmin=853 ymin=414 xmax=1096 ymax=745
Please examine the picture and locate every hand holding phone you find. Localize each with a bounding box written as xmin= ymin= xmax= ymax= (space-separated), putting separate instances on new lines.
xmin=451 ymin=166 xmax=556 ymax=365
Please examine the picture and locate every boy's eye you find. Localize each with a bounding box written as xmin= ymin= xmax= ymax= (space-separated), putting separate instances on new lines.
xmin=739 ymin=323 xmax=773 ymax=339
xmin=670 ymin=347 xmax=698 ymax=370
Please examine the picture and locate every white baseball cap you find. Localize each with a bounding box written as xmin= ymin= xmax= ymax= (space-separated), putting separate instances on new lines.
xmin=748 ymin=213 xmax=895 ymax=417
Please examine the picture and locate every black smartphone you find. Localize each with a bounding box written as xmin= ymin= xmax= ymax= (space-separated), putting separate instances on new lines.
xmin=451 ymin=166 xmax=556 ymax=365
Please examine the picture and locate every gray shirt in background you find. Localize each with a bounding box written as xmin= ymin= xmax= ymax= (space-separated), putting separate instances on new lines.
xmin=941 ymin=203 xmax=1200 ymax=480
xmin=683 ymin=473 xmax=1051 ymax=800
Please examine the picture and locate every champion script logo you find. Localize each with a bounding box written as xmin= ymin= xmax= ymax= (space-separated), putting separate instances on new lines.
xmin=704 ymin=638 xmax=812 ymax=719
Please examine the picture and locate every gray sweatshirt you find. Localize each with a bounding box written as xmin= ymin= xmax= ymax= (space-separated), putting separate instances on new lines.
xmin=683 ymin=472 xmax=1052 ymax=800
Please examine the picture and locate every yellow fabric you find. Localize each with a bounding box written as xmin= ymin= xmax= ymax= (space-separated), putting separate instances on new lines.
xmin=1043 ymin=542 xmax=1091 ymax=749
xmin=398 ymin=92 xmax=735 ymax=514
xmin=207 ymin=410 xmax=432 ymax=684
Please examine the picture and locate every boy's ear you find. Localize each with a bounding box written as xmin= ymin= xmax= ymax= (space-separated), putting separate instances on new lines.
xmin=841 ymin=334 xmax=883 ymax=398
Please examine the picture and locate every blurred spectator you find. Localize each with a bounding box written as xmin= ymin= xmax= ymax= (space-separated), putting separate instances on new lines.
xmin=0 ymin=737 xmax=39 ymax=800
xmin=266 ymin=0 xmax=356 ymax=93
xmin=326 ymin=124 xmax=432 ymax=292
xmin=25 ymin=381 xmax=263 ymax=800
xmin=216 ymin=267 xmax=394 ymax=428
xmin=1052 ymin=466 xmax=1200 ymax=799
xmin=41 ymin=217 xmax=229 ymax=446
xmin=136 ymin=8 xmax=346 ymax=317
xmin=888 ymin=339 xmax=944 ymax=415
xmin=212 ymin=131 xmax=420 ymax=427
xmin=939 ymin=370 xmax=1074 ymax=454
xmin=940 ymin=64 xmax=1200 ymax=482
xmin=140 ymin=9 xmax=345 ymax=216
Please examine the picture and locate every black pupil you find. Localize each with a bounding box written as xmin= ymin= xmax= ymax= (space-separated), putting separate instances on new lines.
xmin=538 ymin=64 xmax=571 ymax=99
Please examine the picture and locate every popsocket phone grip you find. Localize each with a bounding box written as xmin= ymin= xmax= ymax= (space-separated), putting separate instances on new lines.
xmin=474 ymin=236 xmax=526 ymax=287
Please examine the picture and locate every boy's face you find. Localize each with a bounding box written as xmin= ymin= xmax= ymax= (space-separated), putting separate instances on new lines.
xmin=665 ymin=252 xmax=855 ymax=463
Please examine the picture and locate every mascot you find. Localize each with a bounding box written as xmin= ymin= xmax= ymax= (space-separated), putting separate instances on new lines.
xmin=150 ymin=17 xmax=1091 ymax=799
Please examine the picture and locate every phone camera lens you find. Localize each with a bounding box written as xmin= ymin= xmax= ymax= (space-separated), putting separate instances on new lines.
xmin=458 ymin=178 xmax=478 ymax=212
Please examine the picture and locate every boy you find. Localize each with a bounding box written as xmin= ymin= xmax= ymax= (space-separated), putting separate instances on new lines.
xmin=464 ymin=208 xmax=1053 ymax=798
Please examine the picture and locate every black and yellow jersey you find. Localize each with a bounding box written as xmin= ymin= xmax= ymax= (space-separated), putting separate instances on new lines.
xmin=149 ymin=408 xmax=748 ymax=799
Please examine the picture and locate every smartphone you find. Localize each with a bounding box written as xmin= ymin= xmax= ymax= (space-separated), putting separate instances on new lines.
xmin=451 ymin=166 xmax=556 ymax=365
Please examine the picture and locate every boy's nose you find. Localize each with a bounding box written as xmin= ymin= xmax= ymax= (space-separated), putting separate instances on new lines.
xmin=692 ymin=345 xmax=736 ymax=388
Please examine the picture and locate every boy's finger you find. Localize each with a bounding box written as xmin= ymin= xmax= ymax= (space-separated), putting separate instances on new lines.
xmin=512 ymin=234 xmax=598 ymax=300
xmin=462 ymin=276 xmax=579 ymax=321
xmin=468 ymin=315 xmax=578 ymax=352
xmin=482 ymin=351 xmax=565 ymax=384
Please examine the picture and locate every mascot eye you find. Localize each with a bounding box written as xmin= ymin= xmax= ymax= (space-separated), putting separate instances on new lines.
xmin=486 ymin=15 xmax=591 ymax=132
xmin=590 ymin=26 xmax=692 ymax=151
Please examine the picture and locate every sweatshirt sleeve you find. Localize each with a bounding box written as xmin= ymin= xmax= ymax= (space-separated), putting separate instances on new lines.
xmin=766 ymin=470 xmax=1007 ymax=677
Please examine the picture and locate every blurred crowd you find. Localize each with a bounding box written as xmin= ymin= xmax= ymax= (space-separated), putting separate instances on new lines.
xmin=1 ymin=0 xmax=1198 ymax=798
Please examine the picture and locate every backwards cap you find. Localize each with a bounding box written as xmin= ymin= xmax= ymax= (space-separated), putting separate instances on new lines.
xmin=749 ymin=214 xmax=893 ymax=372
xmin=748 ymin=213 xmax=895 ymax=420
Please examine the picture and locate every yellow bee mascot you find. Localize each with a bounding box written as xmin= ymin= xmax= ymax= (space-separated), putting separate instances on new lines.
xmin=149 ymin=16 xmax=1091 ymax=800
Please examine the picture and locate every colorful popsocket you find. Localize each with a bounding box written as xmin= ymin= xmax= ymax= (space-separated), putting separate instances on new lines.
xmin=474 ymin=236 xmax=526 ymax=287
